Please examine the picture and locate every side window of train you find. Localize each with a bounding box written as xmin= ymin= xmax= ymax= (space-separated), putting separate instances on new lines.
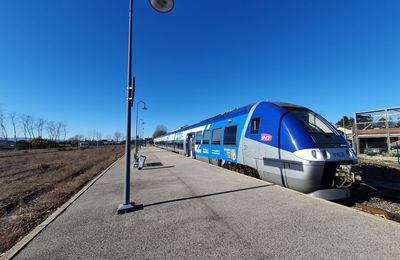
xmin=250 ymin=117 xmax=260 ymax=134
xmin=195 ymin=131 xmax=202 ymax=144
xmin=212 ymin=128 xmax=222 ymax=145
xmin=224 ymin=125 xmax=237 ymax=145
xmin=203 ymin=130 xmax=210 ymax=145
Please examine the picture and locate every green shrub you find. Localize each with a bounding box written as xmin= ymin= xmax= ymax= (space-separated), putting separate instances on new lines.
xmin=30 ymin=138 xmax=58 ymax=149
xmin=30 ymin=138 xmax=48 ymax=149
xmin=16 ymin=140 xmax=29 ymax=150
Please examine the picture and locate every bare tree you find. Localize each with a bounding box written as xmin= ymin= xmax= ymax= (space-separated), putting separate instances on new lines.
xmin=47 ymin=121 xmax=57 ymax=141
xmin=152 ymin=125 xmax=167 ymax=139
xmin=69 ymin=134 xmax=83 ymax=147
xmin=54 ymin=122 xmax=64 ymax=142
xmin=35 ymin=118 xmax=46 ymax=138
xmin=0 ymin=110 xmax=8 ymax=141
xmin=61 ymin=123 xmax=67 ymax=141
xmin=9 ymin=112 xmax=18 ymax=148
xmin=26 ymin=115 xmax=35 ymax=139
xmin=114 ymin=130 xmax=122 ymax=142
xmin=20 ymin=114 xmax=35 ymax=140
xmin=87 ymin=130 xmax=96 ymax=141
xmin=70 ymin=134 xmax=84 ymax=141
xmin=20 ymin=114 xmax=28 ymax=140
xmin=95 ymin=131 xmax=102 ymax=147
xmin=95 ymin=131 xmax=102 ymax=141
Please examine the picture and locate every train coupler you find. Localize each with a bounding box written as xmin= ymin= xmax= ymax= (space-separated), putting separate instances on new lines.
xmin=335 ymin=164 xmax=362 ymax=188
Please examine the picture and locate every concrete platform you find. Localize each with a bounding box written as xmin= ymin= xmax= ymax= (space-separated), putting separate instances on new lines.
xmin=13 ymin=147 xmax=400 ymax=259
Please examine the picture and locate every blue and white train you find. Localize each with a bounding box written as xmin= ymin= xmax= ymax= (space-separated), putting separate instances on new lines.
xmin=154 ymin=101 xmax=361 ymax=200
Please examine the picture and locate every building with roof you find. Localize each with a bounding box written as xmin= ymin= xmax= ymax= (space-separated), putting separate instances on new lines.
xmin=354 ymin=107 xmax=400 ymax=154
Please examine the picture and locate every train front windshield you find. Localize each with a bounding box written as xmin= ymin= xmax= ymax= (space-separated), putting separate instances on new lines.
xmin=289 ymin=109 xmax=336 ymax=134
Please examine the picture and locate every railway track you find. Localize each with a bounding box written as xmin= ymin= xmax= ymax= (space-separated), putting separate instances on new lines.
xmin=353 ymin=203 xmax=400 ymax=222
xmin=340 ymin=183 xmax=400 ymax=223
xmin=351 ymin=183 xmax=400 ymax=202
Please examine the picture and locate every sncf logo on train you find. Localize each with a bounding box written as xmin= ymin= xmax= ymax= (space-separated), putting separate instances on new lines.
xmin=261 ymin=133 xmax=273 ymax=142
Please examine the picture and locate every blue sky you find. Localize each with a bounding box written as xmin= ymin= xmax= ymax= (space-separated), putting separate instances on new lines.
xmin=1 ymin=0 xmax=399 ymax=139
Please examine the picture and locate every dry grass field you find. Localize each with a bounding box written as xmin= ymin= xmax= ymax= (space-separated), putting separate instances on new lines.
xmin=0 ymin=146 xmax=124 ymax=254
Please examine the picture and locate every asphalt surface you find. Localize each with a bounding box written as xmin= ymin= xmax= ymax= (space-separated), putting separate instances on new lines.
xmin=14 ymin=147 xmax=400 ymax=259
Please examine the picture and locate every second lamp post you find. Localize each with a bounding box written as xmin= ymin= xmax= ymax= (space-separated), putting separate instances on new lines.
xmin=135 ymin=101 xmax=147 ymax=159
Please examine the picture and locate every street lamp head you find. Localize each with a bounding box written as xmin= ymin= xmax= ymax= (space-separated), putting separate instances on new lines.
xmin=149 ymin=0 xmax=174 ymax=13
xmin=143 ymin=105 xmax=148 ymax=110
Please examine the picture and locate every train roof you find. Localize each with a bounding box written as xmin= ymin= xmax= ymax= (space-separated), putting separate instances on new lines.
xmin=156 ymin=101 xmax=309 ymax=139
xmin=271 ymin=101 xmax=308 ymax=110
xmin=162 ymin=102 xmax=255 ymax=136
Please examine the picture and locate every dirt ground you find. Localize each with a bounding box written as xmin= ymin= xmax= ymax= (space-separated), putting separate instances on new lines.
xmin=0 ymin=146 xmax=124 ymax=254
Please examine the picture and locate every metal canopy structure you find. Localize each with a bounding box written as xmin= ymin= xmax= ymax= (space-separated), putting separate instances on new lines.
xmin=354 ymin=107 xmax=400 ymax=154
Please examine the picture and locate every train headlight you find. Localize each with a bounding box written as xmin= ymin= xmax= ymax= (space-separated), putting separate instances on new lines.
xmin=311 ymin=150 xmax=317 ymax=159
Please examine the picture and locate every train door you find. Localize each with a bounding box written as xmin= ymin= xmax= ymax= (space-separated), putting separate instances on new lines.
xmin=241 ymin=117 xmax=259 ymax=169
xmin=278 ymin=114 xmax=289 ymax=188
xmin=185 ymin=133 xmax=195 ymax=157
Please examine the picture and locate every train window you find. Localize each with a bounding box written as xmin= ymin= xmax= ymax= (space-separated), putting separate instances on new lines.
xmin=251 ymin=118 xmax=260 ymax=134
xmin=212 ymin=128 xmax=222 ymax=145
xmin=203 ymin=130 xmax=210 ymax=144
xmin=177 ymin=141 xmax=183 ymax=150
xmin=224 ymin=125 xmax=237 ymax=145
xmin=289 ymin=109 xmax=335 ymax=134
xmin=195 ymin=131 xmax=202 ymax=144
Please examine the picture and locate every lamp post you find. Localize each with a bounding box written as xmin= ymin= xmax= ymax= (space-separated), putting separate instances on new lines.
xmin=117 ymin=0 xmax=174 ymax=215
xmin=136 ymin=102 xmax=147 ymax=158
xmin=139 ymin=119 xmax=145 ymax=149
xmin=142 ymin=126 xmax=145 ymax=146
